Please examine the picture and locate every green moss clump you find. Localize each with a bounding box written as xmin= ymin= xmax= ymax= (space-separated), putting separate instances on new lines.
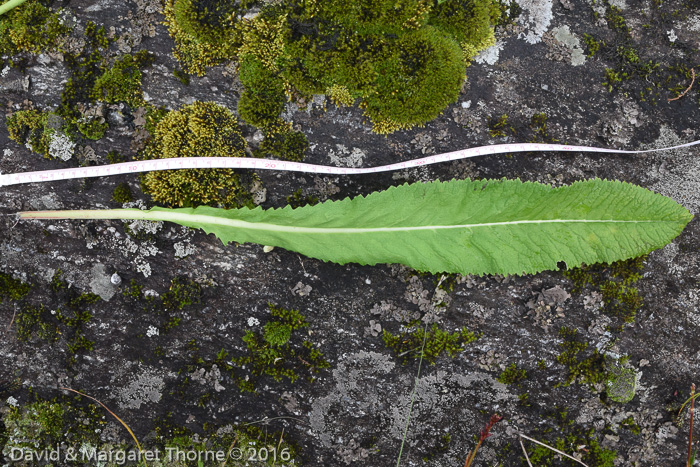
xmin=304 ymin=0 xmax=497 ymax=132
xmin=172 ymin=0 xmax=239 ymax=44
xmin=173 ymin=68 xmax=190 ymax=85
xmin=153 ymin=423 xmax=300 ymax=466
xmin=555 ymin=328 xmax=638 ymax=401
xmin=3 ymin=396 xmax=106 ymax=456
xmin=269 ymin=303 xmax=308 ymax=329
xmin=605 ymin=5 xmax=629 ymax=35
xmin=111 ymin=183 xmax=133 ymax=204
xmin=583 ymin=33 xmax=604 ymax=57
xmin=15 ymin=304 xmax=55 ymax=341
xmin=91 ymin=54 xmax=146 ymax=107
xmin=326 ymin=84 xmax=355 ymax=107
xmin=6 ymin=109 xmax=75 ymax=159
xmin=14 ymin=270 xmax=96 ymax=362
xmin=529 ymin=112 xmax=557 ymax=143
xmin=564 ymin=256 xmax=645 ymax=328
xmin=285 ymin=188 xmax=319 ymax=208
xmin=143 ymin=105 xmax=169 ymax=135
xmin=238 ymin=54 xmax=287 ymax=129
xmin=498 ymin=363 xmax=527 ymax=385
xmin=429 ymin=0 xmax=499 ymax=58
xmin=163 ymin=0 xmax=497 ymax=133
xmin=0 ymin=0 xmax=70 ymax=56
xmin=4 ymin=400 xmax=65 ymax=449
xmin=0 ymin=272 xmax=31 ymax=303
xmin=122 ymin=279 xmax=143 ymax=299
xmin=383 ymin=322 xmax=478 ymax=364
xmin=6 ymin=109 xmax=50 ymax=156
xmin=256 ymin=129 xmax=308 ymax=162
xmin=16 ymin=298 xmax=94 ymax=356
xmin=231 ymin=304 xmax=327 ymax=392
xmin=164 ymin=0 xmax=252 ymax=75
xmin=76 ymin=115 xmax=108 ymax=140
xmin=140 ymin=101 xmax=256 ymax=208
xmin=160 ymin=277 xmax=202 ymax=311
xmin=362 ymin=26 xmax=467 ymax=133
xmin=59 ymin=22 xmax=111 ymax=123
xmin=525 ymin=428 xmax=616 ymax=466
xmin=620 ymin=415 xmax=641 ymax=435
xmin=50 ymin=268 xmax=67 ymax=291
xmin=488 ymin=113 xmax=514 ymax=138
xmin=317 ymin=0 xmax=433 ymax=36
xmin=555 ymin=327 xmax=607 ymax=388
xmin=263 ymin=321 xmax=292 ymax=347
xmin=586 ymin=6 xmax=660 ymax=99
xmin=106 ymin=150 xmax=125 ymax=164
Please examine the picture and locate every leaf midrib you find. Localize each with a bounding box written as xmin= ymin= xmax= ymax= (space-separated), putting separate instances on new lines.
xmin=154 ymin=212 xmax=674 ymax=234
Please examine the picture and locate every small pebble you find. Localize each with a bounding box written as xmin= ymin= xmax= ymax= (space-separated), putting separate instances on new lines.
xmin=110 ymin=273 xmax=122 ymax=286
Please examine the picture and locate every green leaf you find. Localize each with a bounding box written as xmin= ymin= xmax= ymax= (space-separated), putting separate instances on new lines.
xmin=20 ymin=179 xmax=692 ymax=276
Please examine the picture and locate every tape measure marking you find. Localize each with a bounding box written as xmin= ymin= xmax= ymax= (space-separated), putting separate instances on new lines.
xmin=1 ymin=141 xmax=699 ymax=187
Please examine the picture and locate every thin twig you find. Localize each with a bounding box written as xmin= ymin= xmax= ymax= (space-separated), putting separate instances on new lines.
xmin=519 ymin=436 xmax=534 ymax=467
xmin=669 ymin=68 xmax=695 ymax=102
xmin=519 ymin=433 xmax=590 ymax=467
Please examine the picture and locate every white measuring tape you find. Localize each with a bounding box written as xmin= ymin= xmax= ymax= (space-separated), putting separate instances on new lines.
xmin=2 ymin=140 xmax=699 ymax=187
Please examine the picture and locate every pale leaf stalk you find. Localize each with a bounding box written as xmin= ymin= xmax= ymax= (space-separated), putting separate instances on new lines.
xmin=0 ymin=0 xmax=29 ymax=16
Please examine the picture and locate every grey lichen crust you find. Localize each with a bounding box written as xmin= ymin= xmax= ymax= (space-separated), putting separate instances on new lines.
xmin=310 ymin=350 xmax=515 ymax=461
xmin=115 ymin=366 xmax=167 ymax=410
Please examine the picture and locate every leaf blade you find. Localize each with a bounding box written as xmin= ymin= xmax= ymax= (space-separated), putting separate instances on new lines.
xmin=21 ymin=179 xmax=692 ymax=275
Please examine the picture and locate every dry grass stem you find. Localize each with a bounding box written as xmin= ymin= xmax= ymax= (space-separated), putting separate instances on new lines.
xmin=59 ymin=387 xmax=147 ymax=467
xmin=220 ymin=433 xmax=239 ymax=467
xmin=4 ymin=308 xmax=17 ymax=336
xmin=519 ymin=436 xmax=534 ymax=467
xmin=668 ymin=68 xmax=695 ymax=102
xmin=518 ymin=433 xmax=589 ymax=467
xmin=688 ymin=383 xmax=696 ymax=467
